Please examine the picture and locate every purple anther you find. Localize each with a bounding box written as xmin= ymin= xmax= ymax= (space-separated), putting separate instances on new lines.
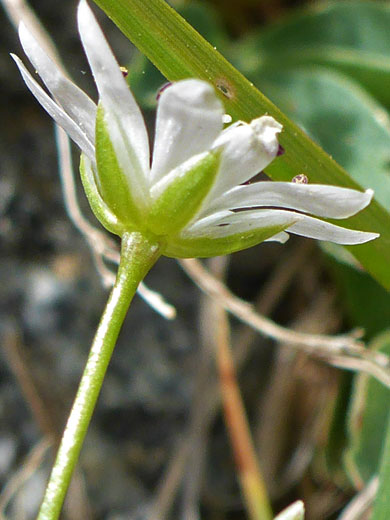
xmin=120 ymin=66 xmax=129 ymax=78
xmin=156 ymin=82 xmax=172 ymax=101
xmin=277 ymin=144 xmax=285 ymax=157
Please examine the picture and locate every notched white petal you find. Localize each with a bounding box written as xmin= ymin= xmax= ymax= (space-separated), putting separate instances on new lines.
xmin=150 ymin=79 xmax=224 ymax=185
xmin=250 ymin=116 xmax=282 ymax=156
xmin=19 ymin=22 xmax=96 ymax=144
xmin=206 ymin=116 xmax=283 ymax=202
xmin=203 ymin=182 xmax=374 ymax=219
xmin=288 ymin=214 xmax=379 ymax=244
xmin=77 ymin=0 xmax=150 ymax=177
xmin=12 ymin=53 xmax=95 ymax=162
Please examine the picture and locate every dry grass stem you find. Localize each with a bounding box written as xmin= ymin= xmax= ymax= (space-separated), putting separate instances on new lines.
xmin=2 ymin=326 xmax=94 ymax=520
xmin=1 ymin=0 xmax=63 ymax=65
xmin=210 ymin=257 xmax=272 ymax=520
xmin=339 ymin=477 xmax=378 ymax=520
xmin=256 ymin=291 xmax=339 ymax=493
xmin=2 ymin=327 xmax=57 ymax=439
xmin=0 ymin=439 xmax=51 ymax=520
xmin=148 ymin=439 xmax=191 ymax=520
xmin=181 ymin=258 xmax=226 ymax=520
xmin=179 ymin=258 xmax=390 ymax=388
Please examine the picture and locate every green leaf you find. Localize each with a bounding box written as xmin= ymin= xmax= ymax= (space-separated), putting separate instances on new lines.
xmin=372 ymin=408 xmax=390 ymax=520
xmin=323 ymin=242 xmax=390 ymax=340
xmin=234 ymin=0 xmax=390 ymax=107
xmin=130 ymin=0 xmax=228 ymax=109
xmin=92 ymin=0 xmax=390 ymax=289
xmin=323 ymin=374 xmax=352 ymax=484
xmin=344 ymin=331 xmax=390 ymax=487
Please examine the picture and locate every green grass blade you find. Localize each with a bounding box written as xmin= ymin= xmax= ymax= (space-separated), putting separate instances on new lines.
xmin=92 ymin=0 xmax=390 ymax=289
xmin=371 ymin=410 xmax=390 ymax=520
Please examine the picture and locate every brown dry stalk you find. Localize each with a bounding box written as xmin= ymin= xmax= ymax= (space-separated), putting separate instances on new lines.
xmin=215 ymin=304 xmax=272 ymax=520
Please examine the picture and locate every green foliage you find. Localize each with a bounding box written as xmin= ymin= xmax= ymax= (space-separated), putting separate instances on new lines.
xmin=323 ymin=241 xmax=390 ymax=488
xmin=235 ymin=1 xmax=390 ymax=107
xmin=323 ymin=243 xmax=390 ymax=340
xmin=372 ymin=410 xmax=390 ymax=520
xmin=323 ymin=374 xmax=353 ymax=484
xmin=344 ymin=331 xmax=390 ymax=487
xmin=130 ymin=1 xmax=228 ymax=109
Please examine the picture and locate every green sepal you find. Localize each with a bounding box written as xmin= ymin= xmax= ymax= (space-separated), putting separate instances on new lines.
xmin=163 ymin=222 xmax=293 ymax=258
xmin=146 ymin=151 xmax=221 ymax=236
xmin=80 ymin=154 xmax=126 ymax=236
xmin=95 ymin=104 xmax=142 ymax=228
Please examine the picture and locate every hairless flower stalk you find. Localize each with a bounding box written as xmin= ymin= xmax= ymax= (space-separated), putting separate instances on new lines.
xmin=12 ymin=1 xmax=378 ymax=518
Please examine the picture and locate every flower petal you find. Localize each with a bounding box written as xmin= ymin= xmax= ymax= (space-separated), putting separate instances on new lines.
xmin=150 ymin=79 xmax=224 ymax=185
xmin=264 ymin=231 xmax=290 ymax=244
xmin=12 ymin=53 xmax=95 ymax=161
xmin=205 ymin=116 xmax=282 ymax=202
xmin=182 ymin=208 xmax=301 ymax=239
xmin=201 ymin=182 xmax=374 ymax=219
xmin=287 ymin=214 xmax=379 ymax=244
xmin=19 ymin=22 xmax=97 ymax=145
xmin=185 ymin=206 xmax=378 ymax=244
xmin=77 ymin=0 xmax=150 ymax=199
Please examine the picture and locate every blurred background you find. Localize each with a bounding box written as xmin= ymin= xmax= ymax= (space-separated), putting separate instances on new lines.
xmin=1 ymin=0 xmax=390 ymax=518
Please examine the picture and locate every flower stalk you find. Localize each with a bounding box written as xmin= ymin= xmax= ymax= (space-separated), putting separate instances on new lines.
xmin=37 ymin=231 xmax=161 ymax=520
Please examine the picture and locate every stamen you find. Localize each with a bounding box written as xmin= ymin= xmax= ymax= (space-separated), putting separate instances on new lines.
xmin=120 ymin=66 xmax=128 ymax=78
xmin=292 ymin=174 xmax=308 ymax=184
xmin=156 ymin=81 xmax=172 ymax=100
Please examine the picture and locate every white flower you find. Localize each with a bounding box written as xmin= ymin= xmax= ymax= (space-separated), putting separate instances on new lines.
xmin=275 ymin=501 xmax=305 ymax=520
xmin=12 ymin=0 xmax=378 ymax=258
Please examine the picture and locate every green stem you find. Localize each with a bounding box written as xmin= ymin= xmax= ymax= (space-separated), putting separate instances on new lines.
xmin=37 ymin=231 xmax=161 ymax=520
xmin=371 ymin=410 xmax=390 ymax=520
